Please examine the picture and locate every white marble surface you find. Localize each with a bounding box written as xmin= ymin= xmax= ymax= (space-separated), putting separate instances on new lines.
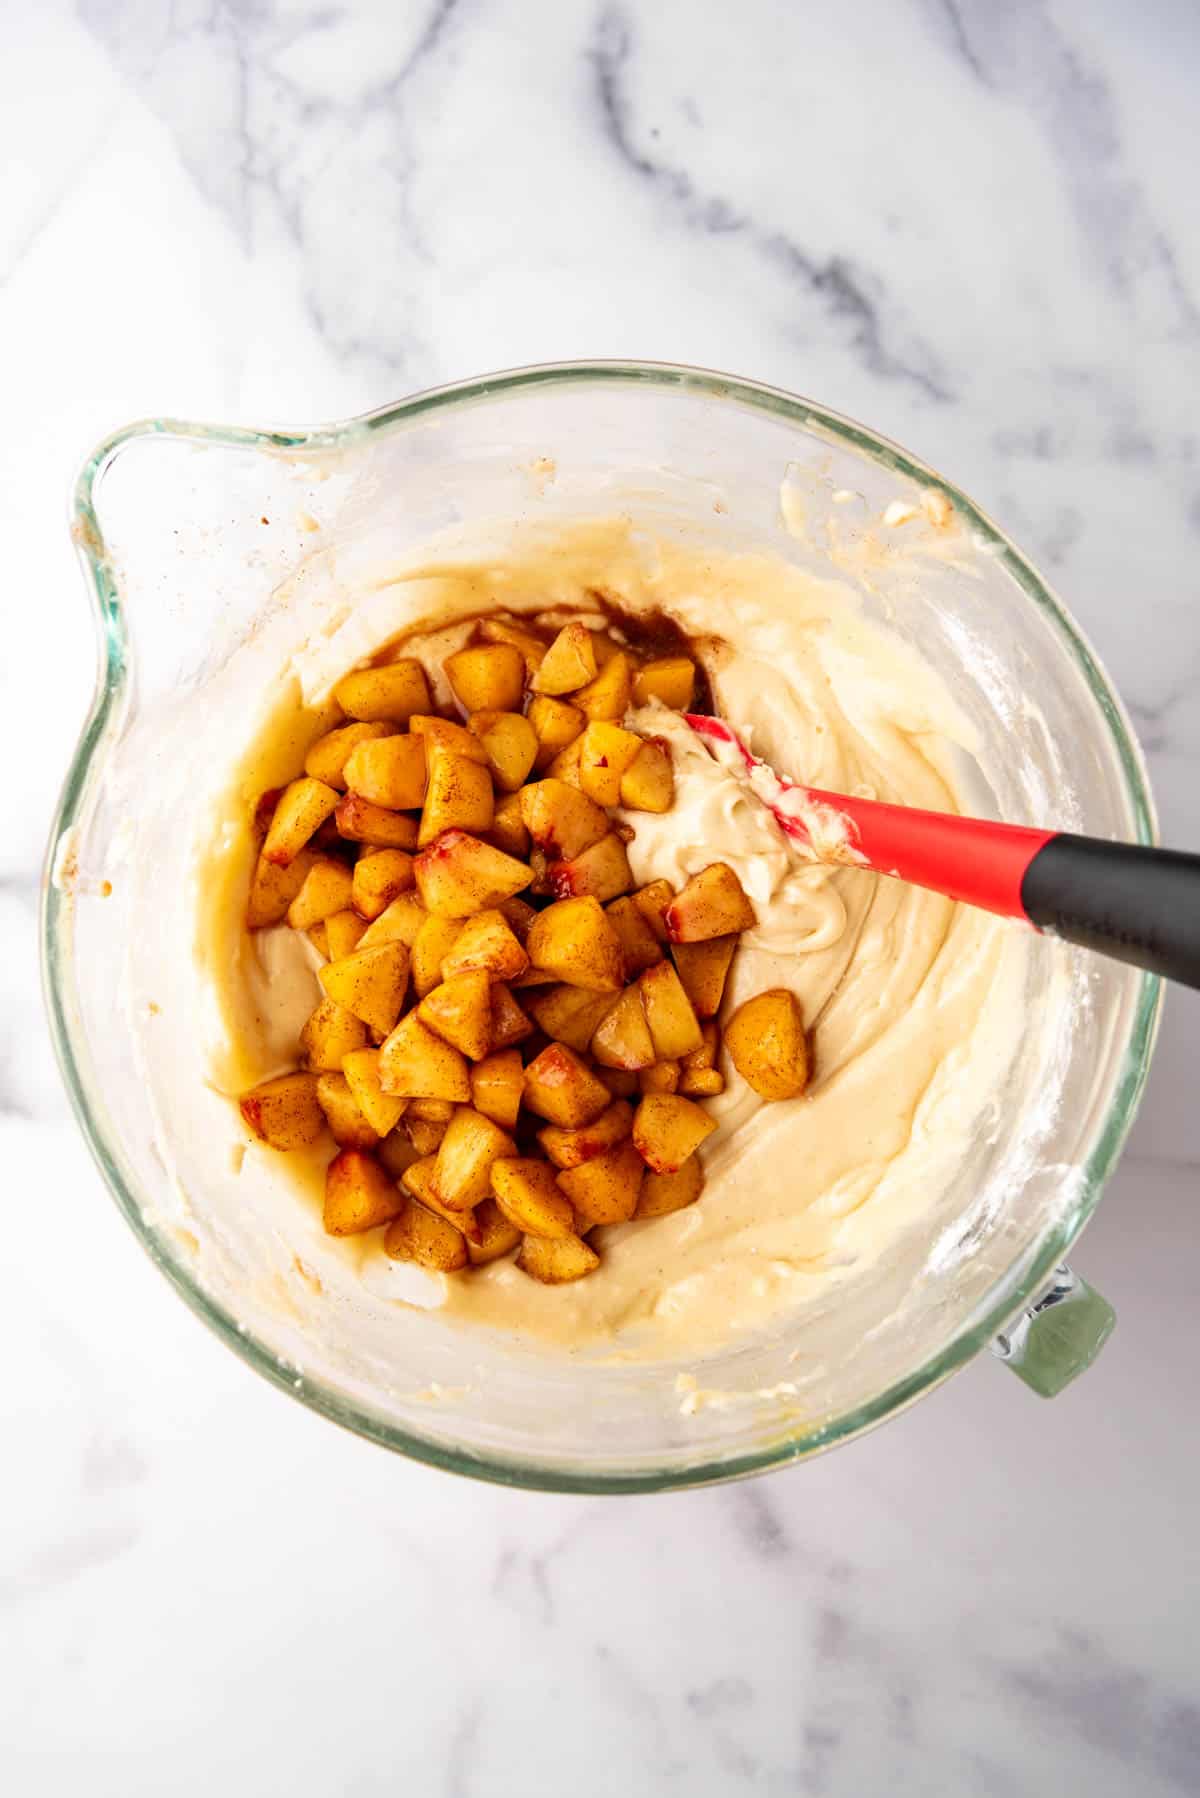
xmin=4 ymin=2 xmax=1200 ymax=1792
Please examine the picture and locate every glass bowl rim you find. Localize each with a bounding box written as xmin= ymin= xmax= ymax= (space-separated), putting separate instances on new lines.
xmin=42 ymin=357 xmax=1162 ymax=1493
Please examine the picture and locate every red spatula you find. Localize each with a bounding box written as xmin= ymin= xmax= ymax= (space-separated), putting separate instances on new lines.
xmin=685 ymin=714 xmax=1200 ymax=990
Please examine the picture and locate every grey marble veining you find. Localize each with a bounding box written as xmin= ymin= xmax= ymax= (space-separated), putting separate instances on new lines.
xmin=3 ymin=2 xmax=1199 ymax=1793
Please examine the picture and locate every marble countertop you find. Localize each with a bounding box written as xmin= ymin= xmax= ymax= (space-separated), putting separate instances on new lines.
xmin=4 ymin=2 xmax=1199 ymax=1792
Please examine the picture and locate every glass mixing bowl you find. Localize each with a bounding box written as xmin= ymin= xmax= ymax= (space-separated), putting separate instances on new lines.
xmin=43 ymin=362 xmax=1161 ymax=1491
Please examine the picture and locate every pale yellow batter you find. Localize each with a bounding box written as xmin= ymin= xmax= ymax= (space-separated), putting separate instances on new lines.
xmin=199 ymin=520 xmax=1027 ymax=1357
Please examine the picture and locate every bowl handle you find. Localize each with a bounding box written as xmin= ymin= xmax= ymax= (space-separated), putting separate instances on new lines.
xmin=989 ymin=1264 xmax=1116 ymax=1397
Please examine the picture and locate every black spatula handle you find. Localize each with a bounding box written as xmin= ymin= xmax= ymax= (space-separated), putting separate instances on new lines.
xmin=1020 ymin=835 xmax=1200 ymax=988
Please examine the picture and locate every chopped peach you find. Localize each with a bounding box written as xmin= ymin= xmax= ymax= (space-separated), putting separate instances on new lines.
xmin=409 ymin=715 xmax=489 ymax=762
xmin=522 ymin=1043 xmax=611 ymax=1127
xmin=246 ymin=845 xmax=317 ymax=930
xmin=638 ymin=1060 xmax=680 ymax=1095
xmin=635 ymin=1156 xmax=704 ymax=1218
xmin=315 ymin=1072 xmax=380 ymax=1148
xmin=528 ymin=694 xmax=585 ymax=769
xmin=596 ymin=1066 xmax=638 ymax=1098
xmin=619 ymin=740 xmax=674 ymax=813
xmin=383 ymin=1199 xmax=469 ymax=1271
xmin=425 ymin=1187 xmax=486 ymax=1247
xmin=351 ymin=849 xmax=414 ymax=921
xmin=499 ymin=895 xmax=541 ymax=942
xmin=403 ymin=1105 xmax=452 ymax=1156
xmin=479 ymin=616 xmax=548 ymax=674
xmin=239 ymin=1072 xmax=324 ymax=1150
xmin=468 ymin=710 xmax=538 ymax=791
xmin=468 ymin=1198 xmax=523 ymax=1265
xmin=408 ymin=1097 xmax=456 ymax=1126
xmin=578 ymin=721 xmax=643 ymax=806
xmin=546 ymin=735 xmax=585 ymax=788
xmin=396 ymin=1155 xmax=445 ymax=1206
xmin=527 ymin=896 xmax=624 ymax=991
xmin=490 ymin=1158 xmax=575 ymax=1238
xmin=418 ymin=970 xmax=494 ymax=1061
xmin=589 ymin=630 xmax=621 ymax=666
xmin=418 ymin=749 xmax=494 ymax=847
xmin=510 ymin=966 xmax=557 ymax=989
xmin=323 ymin=1149 xmax=405 ymax=1235
xmin=526 ymin=985 xmax=617 ymax=1054
xmin=537 ymin=1100 xmax=634 ymax=1171
xmin=434 ymin=1107 xmax=516 ymax=1209
xmin=489 ymin=791 xmax=530 ymax=858
xmin=519 ymin=778 xmax=608 ymax=861
xmin=573 ymin=650 xmax=633 ymax=722
xmin=335 ymin=794 xmax=419 ymax=850
xmin=678 ymin=1067 xmax=725 ymax=1097
xmin=343 ymin=734 xmax=428 ymax=810
xmin=319 ymin=941 xmax=409 ymax=1035
xmin=604 ymin=896 xmax=664 ymax=977
xmin=378 ymin=1010 xmax=471 ymax=1102
xmin=404 ymin=1115 xmax=450 ymax=1156
xmin=285 ymin=856 xmax=355 ymax=931
xmin=490 ymin=983 xmax=533 ymax=1049
xmin=358 ymin=891 xmax=428 ymax=949
xmin=664 ymin=863 xmax=756 ymax=941
xmin=469 ymin=1048 xmax=525 ymax=1129
xmin=300 ymin=998 xmax=370 ymax=1070
xmin=724 ymin=988 xmax=808 ymax=1100
xmin=325 ymin=907 xmax=367 ymax=960
xmin=557 ymin=1138 xmax=644 ymax=1226
xmin=335 ymin=659 xmax=431 ymax=724
xmin=413 ymin=830 xmax=531 ymax=917
xmin=682 ymin=1019 xmax=720 ymax=1071
xmin=310 ymin=817 xmax=346 ymax=855
xmin=533 ymin=621 xmax=596 ymax=695
xmin=672 ymin=936 xmax=736 ymax=1017
xmin=305 ymin=720 xmax=396 ymax=789
xmin=399 ymin=1157 xmax=482 ymax=1244
xmin=441 ymin=909 xmax=528 ymax=982
xmin=397 ymin=1155 xmax=442 ymax=1205
xmin=632 ymin=656 xmax=695 ymax=710
xmin=308 ymin=923 xmax=330 ymax=959
xmin=342 ymin=1047 xmax=409 ymax=1136
xmin=632 ymin=1094 xmax=717 ymax=1173
xmin=517 ymin=1231 xmax=600 ymax=1284
xmin=445 ymin=643 xmax=526 ymax=714
xmin=546 ymin=833 xmax=633 ymax=904
xmin=377 ymin=1127 xmax=420 ymax=1183
xmin=494 ymin=903 xmax=538 ymax=944
xmin=262 ymin=777 xmax=340 ymax=866
xmin=639 ymin=961 xmax=703 ymax=1059
xmin=632 ymin=879 xmax=675 ymax=943
xmin=409 ymin=913 xmax=464 ymax=998
xmin=590 ymin=984 xmax=656 ymax=1070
